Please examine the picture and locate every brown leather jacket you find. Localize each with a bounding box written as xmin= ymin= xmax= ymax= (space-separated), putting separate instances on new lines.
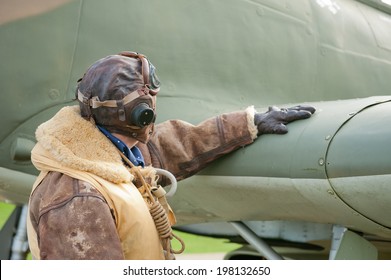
xmin=28 ymin=106 xmax=257 ymax=259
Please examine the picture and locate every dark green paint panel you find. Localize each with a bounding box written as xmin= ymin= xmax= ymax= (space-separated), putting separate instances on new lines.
xmin=327 ymin=101 xmax=391 ymax=178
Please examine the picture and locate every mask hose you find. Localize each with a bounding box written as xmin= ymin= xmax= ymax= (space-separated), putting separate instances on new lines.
xmin=155 ymin=168 xmax=177 ymax=197
xmin=118 ymin=152 xmax=185 ymax=259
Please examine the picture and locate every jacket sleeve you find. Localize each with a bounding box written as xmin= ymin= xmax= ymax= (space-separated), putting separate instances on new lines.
xmin=29 ymin=172 xmax=124 ymax=260
xmin=138 ymin=107 xmax=258 ymax=182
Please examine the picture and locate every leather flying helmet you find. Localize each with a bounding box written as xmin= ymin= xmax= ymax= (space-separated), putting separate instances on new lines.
xmin=76 ymin=51 xmax=161 ymax=143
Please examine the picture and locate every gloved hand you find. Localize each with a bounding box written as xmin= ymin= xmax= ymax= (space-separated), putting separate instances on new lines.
xmin=254 ymin=105 xmax=316 ymax=135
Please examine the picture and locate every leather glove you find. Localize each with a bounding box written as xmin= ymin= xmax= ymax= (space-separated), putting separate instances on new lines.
xmin=254 ymin=105 xmax=316 ymax=135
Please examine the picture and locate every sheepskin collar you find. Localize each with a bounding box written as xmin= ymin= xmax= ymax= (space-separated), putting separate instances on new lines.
xmin=33 ymin=106 xmax=132 ymax=183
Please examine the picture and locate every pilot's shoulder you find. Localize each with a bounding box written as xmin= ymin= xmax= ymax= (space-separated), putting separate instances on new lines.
xmin=31 ymin=171 xmax=105 ymax=212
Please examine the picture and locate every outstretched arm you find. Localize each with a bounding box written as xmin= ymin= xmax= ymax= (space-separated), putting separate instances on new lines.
xmin=139 ymin=105 xmax=315 ymax=182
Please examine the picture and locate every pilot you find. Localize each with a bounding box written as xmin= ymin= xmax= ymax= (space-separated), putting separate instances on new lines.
xmin=27 ymin=51 xmax=315 ymax=260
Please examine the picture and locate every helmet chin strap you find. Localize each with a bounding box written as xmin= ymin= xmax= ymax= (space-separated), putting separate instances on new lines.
xmin=103 ymin=122 xmax=155 ymax=144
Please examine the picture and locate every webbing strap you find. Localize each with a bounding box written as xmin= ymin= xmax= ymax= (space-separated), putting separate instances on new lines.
xmin=77 ymin=88 xmax=146 ymax=109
